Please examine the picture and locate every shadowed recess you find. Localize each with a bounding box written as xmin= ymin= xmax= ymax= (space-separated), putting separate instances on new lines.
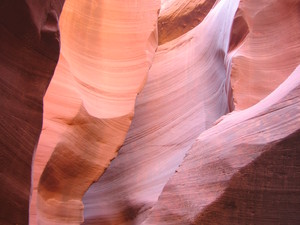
xmin=158 ymin=0 xmax=217 ymax=45
xmin=195 ymin=130 xmax=300 ymax=225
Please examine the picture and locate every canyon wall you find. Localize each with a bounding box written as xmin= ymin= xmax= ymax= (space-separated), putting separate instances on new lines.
xmin=32 ymin=0 xmax=160 ymax=224
xmin=0 ymin=1 xmax=65 ymax=224
xmin=230 ymin=0 xmax=300 ymax=109
xmin=142 ymin=65 xmax=300 ymax=224
xmin=82 ymin=0 xmax=238 ymax=224
xmin=1 ymin=0 xmax=300 ymax=224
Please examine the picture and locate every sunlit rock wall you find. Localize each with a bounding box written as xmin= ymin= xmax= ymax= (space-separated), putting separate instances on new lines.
xmin=1 ymin=0 xmax=300 ymax=225
xmin=31 ymin=0 xmax=160 ymax=224
xmin=82 ymin=0 xmax=237 ymax=224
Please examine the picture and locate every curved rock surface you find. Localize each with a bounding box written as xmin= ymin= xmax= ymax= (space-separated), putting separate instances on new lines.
xmin=0 ymin=1 xmax=64 ymax=224
xmin=30 ymin=0 xmax=160 ymax=224
xmin=143 ymin=65 xmax=300 ymax=225
xmin=158 ymin=0 xmax=217 ymax=44
xmin=82 ymin=0 xmax=238 ymax=224
xmin=230 ymin=0 xmax=300 ymax=109
xmin=1 ymin=0 xmax=300 ymax=224
xmin=29 ymin=55 xmax=81 ymax=224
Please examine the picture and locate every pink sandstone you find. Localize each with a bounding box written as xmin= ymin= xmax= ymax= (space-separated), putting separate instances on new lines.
xmin=31 ymin=0 xmax=160 ymax=224
xmin=0 ymin=0 xmax=299 ymax=224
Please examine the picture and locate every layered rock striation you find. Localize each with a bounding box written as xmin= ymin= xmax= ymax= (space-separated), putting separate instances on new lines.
xmin=0 ymin=1 xmax=64 ymax=224
xmin=31 ymin=0 xmax=160 ymax=224
xmin=1 ymin=0 xmax=300 ymax=225
xmin=230 ymin=0 xmax=300 ymax=109
xmin=82 ymin=0 xmax=238 ymax=224
xmin=142 ymin=65 xmax=300 ymax=225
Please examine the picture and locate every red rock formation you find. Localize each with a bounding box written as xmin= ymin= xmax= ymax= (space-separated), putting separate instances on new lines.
xmin=82 ymin=1 xmax=238 ymax=224
xmin=158 ymin=0 xmax=217 ymax=44
xmin=230 ymin=0 xmax=300 ymax=109
xmin=142 ymin=65 xmax=300 ymax=225
xmin=1 ymin=0 xmax=300 ymax=224
xmin=30 ymin=0 xmax=160 ymax=224
xmin=0 ymin=1 xmax=64 ymax=224
xmin=30 ymin=55 xmax=80 ymax=224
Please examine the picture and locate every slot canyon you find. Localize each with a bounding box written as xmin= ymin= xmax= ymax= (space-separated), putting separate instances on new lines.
xmin=0 ymin=0 xmax=300 ymax=224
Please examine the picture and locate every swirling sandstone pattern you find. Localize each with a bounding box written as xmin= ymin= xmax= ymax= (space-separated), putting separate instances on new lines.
xmin=230 ymin=0 xmax=300 ymax=109
xmin=142 ymin=65 xmax=300 ymax=225
xmin=82 ymin=0 xmax=238 ymax=224
xmin=1 ymin=0 xmax=300 ymax=224
xmin=31 ymin=0 xmax=160 ymax=224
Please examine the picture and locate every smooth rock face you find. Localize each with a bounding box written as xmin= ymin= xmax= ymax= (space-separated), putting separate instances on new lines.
xmin=143 ymin=65 xmax=300 ymax=225
xmin=82 ymin=0 xmax=238 ymax=224
xmin=230 ymin=0 xmax=300 ymax=109
xmin=30 ymin=55 xmax=82 ymax=225
xmin=31 ymin=0 xmax=160 ymax=224
xmin=0 ymin=1 xmax=64 ymax=224
xmin=1 ymin=0 xmax=300 ymax=224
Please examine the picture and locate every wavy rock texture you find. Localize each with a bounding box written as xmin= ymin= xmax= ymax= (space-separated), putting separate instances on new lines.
xmin=230 ymin=0 xmax=300 ymax=109
xmin=29 ymin=55 xmax=82 ymax=224
xmin=143 ymin=65 xmax=300 ymax=225
xmin=2 ymin=0 xmax=300 ymax=224
xmin=30 ymin=0 xmax=160 ymax=224
xmin=82 ymin=1 xmax=238 ymax=224
xmin=0 ymin=1 xmax=64 ymax=224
